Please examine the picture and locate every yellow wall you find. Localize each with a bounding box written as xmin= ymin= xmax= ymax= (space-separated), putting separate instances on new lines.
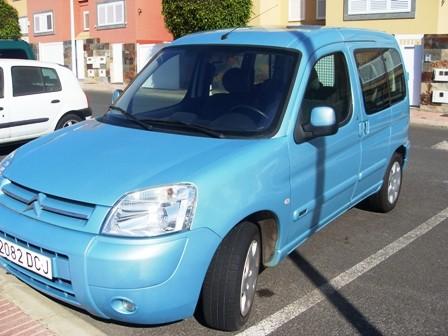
xmin=438 ymin=2 xmax=448 ymax=33
xmin=251 ymin=0 xmax=288 ymax=26
xmin=326 ymin=0 xmax=444 ymax=34
xmin=251 ymin=0 xmax=324 ymax=27
xmin=6 ymin=0 xmax=27 ymax=17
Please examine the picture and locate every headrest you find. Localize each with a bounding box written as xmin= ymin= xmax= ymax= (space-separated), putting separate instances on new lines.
xmin=222 ymin=68 xmax=248 ymax=94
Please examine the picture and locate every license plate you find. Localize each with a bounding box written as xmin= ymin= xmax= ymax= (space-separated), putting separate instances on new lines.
xmin=0 ymin=237 xmax=53 ymax=280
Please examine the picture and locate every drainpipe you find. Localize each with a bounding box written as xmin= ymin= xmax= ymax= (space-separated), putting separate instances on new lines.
xmin=70 ymin=0 xmax=77 ymax=77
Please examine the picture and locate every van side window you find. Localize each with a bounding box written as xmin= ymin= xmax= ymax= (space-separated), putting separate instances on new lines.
xmin=355 ymin=48 xmax=405 ymax=114
xmin=301 ymin=52 xmax=352 ymax=126
xmin=12 ymin=66 xmax=45 ymax=97
xmin=42 ymin=67 xmax=62 ymax=92
xmin=355 ymin=50 xmax=389 ymax=114
xmin=0 ymin=68 xmax=3 ymax=99
xmin=383 ymin=49 xmax=406 ymax=104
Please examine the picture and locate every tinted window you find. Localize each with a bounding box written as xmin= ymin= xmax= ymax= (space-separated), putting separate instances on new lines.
xmin=12 ymin=66 xmax=61 ymax=96
xmin=42 ymin=67 xmax=62 ymax=92
xmin=355 ymin=49 xmax=390 ymax=114
xmin=12 ymin=66 xmax=45 ymax=96
xmin=383 ymin=49 xmax=406 ymax=104
xmin=0 ymin=68 xmax=3 ymax=99
xmin=355 ymin=48 xmax=405 ymax=114
xmin=0 ymin=49 xmax=28 ymax=59
xmin=301 ymin=52 xmax=352 ymax=125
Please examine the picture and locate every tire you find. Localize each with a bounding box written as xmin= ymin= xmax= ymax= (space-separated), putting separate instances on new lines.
xmin=199 ymin=221 xmax=261 ymax=331
xmin=365 ymin=152 xmax=403 ymax=213
xmin=55 ymin=113 xmax=83 ymax=130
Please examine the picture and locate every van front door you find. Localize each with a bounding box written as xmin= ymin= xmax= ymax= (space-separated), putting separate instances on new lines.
xmin=288 ymin=49 xmax=361 ymax=243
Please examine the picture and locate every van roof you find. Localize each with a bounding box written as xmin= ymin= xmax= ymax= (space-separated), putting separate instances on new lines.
xmin=171 ymin=26 xmax=397 ymax=51
xmin=0 ymin=39 xmax=36 ymax=60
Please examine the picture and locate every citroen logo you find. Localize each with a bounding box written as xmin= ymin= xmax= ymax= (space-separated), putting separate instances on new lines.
xmin=24 ymin=193 xmax=46 ymax=217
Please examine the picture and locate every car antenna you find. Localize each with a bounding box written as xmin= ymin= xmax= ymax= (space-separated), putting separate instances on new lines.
xmin=220 ymin=4 xmax=279 ymax=40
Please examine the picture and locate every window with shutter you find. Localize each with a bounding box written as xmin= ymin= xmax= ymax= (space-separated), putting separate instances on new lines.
xmin=33 ymin=12 xmax=54 ymax=34
xmin=348 ymin=0 xmax=411 ymax=15
xmin=97 ymin=1 xmax=125 ymax=28
xmin=316 ymin=0 xmax=326 ymax=20
xmin=288 ymin=0 xmax=305 ymax=21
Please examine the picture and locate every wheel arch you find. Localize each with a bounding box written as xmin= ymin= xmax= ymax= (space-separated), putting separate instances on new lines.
xmin=241 ymin=210 xmax=279 ymax=267
xmin=395 ymin=144 xmax=407 ymax=161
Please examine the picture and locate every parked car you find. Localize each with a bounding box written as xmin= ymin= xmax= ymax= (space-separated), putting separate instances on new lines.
xmin=0 ymin=59 xmax=91 ymax=145
xmin=0 ymin=27 xmax=409 ymax=331
xmin=0 ymin=40 xmax=35 ymax=60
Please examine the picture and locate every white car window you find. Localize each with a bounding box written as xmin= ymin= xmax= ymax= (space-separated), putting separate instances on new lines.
xmin=12 ymin=66 xmax=45 ymax=97
xmin=42 ymin=67 xmax=62 ymax=93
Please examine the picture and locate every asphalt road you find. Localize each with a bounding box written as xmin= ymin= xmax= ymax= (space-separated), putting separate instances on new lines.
xmin=1 ymin=90 xmax=447 ymax=335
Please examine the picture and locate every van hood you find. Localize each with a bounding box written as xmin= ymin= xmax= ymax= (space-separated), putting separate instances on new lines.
xmin=5 ymin=120 xmax=253 ymax=206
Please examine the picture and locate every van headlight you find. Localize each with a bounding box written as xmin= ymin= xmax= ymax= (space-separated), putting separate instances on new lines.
xmin=102 ymin=183 xmax=197 ymax=237
xmin=0 ymin=151 xmax=16 ymax=176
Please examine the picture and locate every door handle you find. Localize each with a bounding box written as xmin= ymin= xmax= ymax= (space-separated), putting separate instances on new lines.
xmin=51 ymin=99 xmax=60 ymax=104
xmin=358 ymin=121 xmax=370 ymax=137
xmin=0 ymin=107 xmax=3 ymax=111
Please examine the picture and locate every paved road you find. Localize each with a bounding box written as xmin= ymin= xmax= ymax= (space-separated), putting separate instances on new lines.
xmin=1 ymin=90 xmax=447 ymax=335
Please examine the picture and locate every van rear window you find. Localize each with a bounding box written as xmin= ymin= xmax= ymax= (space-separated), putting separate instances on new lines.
xmin=355 ymin=48 xmax=406 ymax=114
xmin=0 ymin=49 xmax=29 ymax=59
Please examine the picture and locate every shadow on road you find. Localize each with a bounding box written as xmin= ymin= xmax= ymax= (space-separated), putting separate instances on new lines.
xmin=289 ymin=251 xmax=383 ymax=336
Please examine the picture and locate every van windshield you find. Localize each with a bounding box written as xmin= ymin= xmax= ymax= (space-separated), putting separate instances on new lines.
xmin=103 ymin=45 xmax=299 ymax=138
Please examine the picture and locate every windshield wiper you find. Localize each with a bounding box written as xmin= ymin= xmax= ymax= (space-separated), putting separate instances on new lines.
xmin=109 ymin=105 xmax=153 ymax=131
xmin=141 ymin=118 xmax=224 ymax=138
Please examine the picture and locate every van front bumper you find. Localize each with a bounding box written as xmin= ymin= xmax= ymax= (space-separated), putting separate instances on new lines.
xmin=0 ymin=202 xmax=221 ymax=324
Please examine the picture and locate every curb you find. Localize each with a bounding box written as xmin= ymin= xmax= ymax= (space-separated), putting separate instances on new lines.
xmin=0 ymin=269 xmax=107 ymax=336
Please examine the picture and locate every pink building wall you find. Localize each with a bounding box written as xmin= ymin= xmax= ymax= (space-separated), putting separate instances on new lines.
xmin=28 ymin=0 xmax=172 ymax=44
xmin=28 ymin=0 xmax=71 ymax=43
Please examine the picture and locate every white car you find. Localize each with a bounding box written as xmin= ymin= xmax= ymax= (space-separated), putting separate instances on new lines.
xmin=0 ymin=59 xmax=91 ymax=145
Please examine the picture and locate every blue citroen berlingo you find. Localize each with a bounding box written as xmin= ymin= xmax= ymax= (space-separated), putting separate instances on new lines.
xmin=0 ymin=27 xmax=409 ymax=331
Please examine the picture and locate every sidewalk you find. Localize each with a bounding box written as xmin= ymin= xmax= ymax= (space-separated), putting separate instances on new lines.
xmin=0 ymin=297 xmax=54 ymax=336
xmin=80 ymin=79 xmax=126 ymax=93
xmin=410 ymin=107 xmax=448 ymax=129
xmin=0 ymin=269 xmax=106 ymax=336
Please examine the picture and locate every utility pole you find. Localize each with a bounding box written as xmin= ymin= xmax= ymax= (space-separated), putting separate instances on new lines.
xmin=70 ymin=0 xmax=77 ymax=77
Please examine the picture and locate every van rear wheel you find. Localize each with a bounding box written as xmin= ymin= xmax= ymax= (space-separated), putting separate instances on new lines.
xmin=365 ymin=153 xmax=403 ymax=213
xmin=199 ymin=221 xmax=261 ymax=331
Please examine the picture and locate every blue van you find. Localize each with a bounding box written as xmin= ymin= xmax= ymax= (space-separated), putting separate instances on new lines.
xmin=0 ymin=27 xmax=409 ymax=331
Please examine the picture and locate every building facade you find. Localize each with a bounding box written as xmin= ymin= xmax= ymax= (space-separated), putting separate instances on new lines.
xmin=251 ymin=0 xmax=326 ymax=27
xmin=326 ymin=0 xmax=448 ymax=107
xmin=25 ymin=0 xmax=172 ymax=83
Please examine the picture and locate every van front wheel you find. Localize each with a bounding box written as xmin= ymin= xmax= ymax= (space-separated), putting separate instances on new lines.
xmin=200 ymin=221 xmax=261 ymax=331
xmin=366 ymin=153 xmax=403 ymax=213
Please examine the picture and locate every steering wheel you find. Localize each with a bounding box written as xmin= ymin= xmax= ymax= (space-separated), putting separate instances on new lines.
xmin=229 ymin=104 xmax=268 ymax=121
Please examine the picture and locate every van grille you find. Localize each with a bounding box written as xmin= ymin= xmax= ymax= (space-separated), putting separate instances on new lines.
xmin=0 ymin=180 xmax=94 ymax=227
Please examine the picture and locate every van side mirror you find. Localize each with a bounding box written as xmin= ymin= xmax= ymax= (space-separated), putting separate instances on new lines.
xmin=303 ymin=106 xmax=338 ymax=138
xmin=112 ymin=89 xmax=124 ymax=104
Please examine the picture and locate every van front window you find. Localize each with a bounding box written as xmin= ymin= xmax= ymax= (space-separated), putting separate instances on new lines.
xmin=104 ymin=46 xmax=299 ymax=138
